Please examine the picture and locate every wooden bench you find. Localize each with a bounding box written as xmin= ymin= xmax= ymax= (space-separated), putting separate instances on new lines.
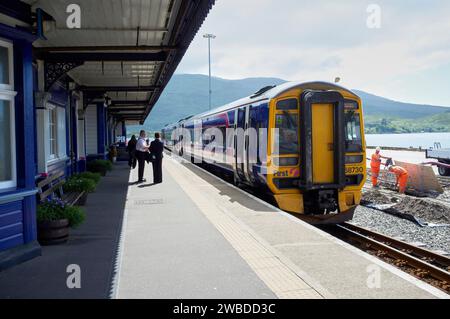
xmin=37 ymin=172 xmax=85 ymax=206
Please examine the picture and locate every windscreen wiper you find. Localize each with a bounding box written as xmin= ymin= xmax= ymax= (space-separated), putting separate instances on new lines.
xmin=283 ymin=111 xmax=297 ymax=128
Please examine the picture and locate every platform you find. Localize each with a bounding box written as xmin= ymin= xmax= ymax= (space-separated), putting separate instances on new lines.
xmin=0 ymin=158 xmax=447 ymax=299
xmin=0 ymin=164 xmax=130 ymax=299
xmin=114 ymin=155 xmax=448 ymax=299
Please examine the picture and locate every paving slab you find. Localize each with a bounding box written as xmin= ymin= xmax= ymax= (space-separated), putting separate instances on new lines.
xmin=114 ymin=160 xmax=277 ymax=299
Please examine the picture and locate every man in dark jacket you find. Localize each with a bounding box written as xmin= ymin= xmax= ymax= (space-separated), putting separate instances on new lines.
xmin=149 ymin=132 xmax=164 ymax=184
xmin=126 ymin=135 xmax=137 ymax=169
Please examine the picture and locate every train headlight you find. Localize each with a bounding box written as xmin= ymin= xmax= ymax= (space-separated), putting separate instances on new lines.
xmin=345 ymin=155 xmax=363 ymax=164
xmin=344 ymin=100 xmax=359 ymax=110
xmin=273 ymin=157 xmax=299 ymax=167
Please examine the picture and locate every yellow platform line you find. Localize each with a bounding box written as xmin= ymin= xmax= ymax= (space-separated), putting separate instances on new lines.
xmin=165 ymin=158 xmax=324 ymax=299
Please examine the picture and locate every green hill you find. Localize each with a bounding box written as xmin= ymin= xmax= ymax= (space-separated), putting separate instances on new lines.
xmin=353 ymin=90 xmax=448 ymax=119
xmin=137 ymin=74 xmax=286 ymax=130
xmin=128 ymin=74 xmax=450 ymax=135
xmin=365 ymin=111 xmax=450 ymax=134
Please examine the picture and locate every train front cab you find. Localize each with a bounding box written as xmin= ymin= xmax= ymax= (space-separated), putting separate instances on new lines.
xmin=267 ymin=84 xmax=366 ymax=224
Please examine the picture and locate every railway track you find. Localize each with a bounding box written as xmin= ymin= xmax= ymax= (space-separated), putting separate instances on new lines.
xmin=327 ymin=222 xmax=450 ymax=294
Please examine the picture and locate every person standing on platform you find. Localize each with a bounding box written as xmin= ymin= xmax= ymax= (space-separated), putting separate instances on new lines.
xmin=150 ymin=132 xmax=164 ymax=184
xmin=135 ymin=130 xmax=149 ymax=184
xmin=370 ymin=147 xmax=390 ymax=187
xmin=126 ymin=135 xmax=137 ymax=169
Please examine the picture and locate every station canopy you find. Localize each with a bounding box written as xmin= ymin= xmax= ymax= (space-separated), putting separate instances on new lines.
xmin=25 ymin=0 xmax=214 ymax=124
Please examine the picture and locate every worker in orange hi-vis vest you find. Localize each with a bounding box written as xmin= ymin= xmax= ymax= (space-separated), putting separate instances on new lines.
xmin=370 ymin=147 xmax=390 ymax=187
xmin=388 ymin=165 xmax=409 ymax=194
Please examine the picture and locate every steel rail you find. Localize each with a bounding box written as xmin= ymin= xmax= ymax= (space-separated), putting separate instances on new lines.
xmin=335 ymin=223 xmax=450 ymax=292
xmin=342 ymin=223 xmax=450 ymax=270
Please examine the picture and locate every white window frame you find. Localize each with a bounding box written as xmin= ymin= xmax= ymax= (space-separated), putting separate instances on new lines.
xmin=47 ymin=104 xmax=58 ymax=160
xmin=0 ymin=38 xmax=16 ymax=190
xmin=0 ymin=39 xmax=14 ymax=91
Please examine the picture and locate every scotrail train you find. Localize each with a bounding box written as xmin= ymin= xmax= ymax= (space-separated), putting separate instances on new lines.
xmin=161 ymin=82 xmax=366 ymax=224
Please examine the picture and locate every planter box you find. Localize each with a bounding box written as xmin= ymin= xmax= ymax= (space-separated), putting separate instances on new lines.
xmin=37 ymin=219 xmax=70 ymax=246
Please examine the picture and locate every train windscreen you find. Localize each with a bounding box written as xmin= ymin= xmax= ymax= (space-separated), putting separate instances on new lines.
xmin=274 ymin=112 xmax=299 ymax=155
xmin=345 ymin=111 xmax=363 ymax=152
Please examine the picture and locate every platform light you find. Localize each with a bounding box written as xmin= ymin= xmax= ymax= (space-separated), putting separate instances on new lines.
xmin=103 ymin=94 xmax=112 ymax=108
xmin=203 ymin=33 xmax=216 ymax=110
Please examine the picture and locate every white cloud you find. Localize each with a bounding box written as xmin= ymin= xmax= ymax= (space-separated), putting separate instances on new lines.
xmin=177 ymin=0 xmax=450 ymax=105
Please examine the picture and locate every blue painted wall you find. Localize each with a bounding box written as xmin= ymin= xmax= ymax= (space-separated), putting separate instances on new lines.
xmin=0 ymin=201 xmax=24 ymax=251
xmin=0 ymin=22 xmax=38 ymax=253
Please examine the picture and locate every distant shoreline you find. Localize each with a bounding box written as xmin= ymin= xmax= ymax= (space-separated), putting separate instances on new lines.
xmin=366 ymin=131 xmax=450 ymax=135
xmin=366 ymin=146 xmax=426 ymax=152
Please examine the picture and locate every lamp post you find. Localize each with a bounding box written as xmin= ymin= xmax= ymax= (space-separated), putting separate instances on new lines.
xmin=203 ymin=33 xmax=216 ymax=110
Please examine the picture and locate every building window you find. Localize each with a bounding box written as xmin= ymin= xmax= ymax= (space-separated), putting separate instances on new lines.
xmin=0 ymin=38 xmax=16 ymax=190
xmin=48 ymin=107 xmax=58 ymax=159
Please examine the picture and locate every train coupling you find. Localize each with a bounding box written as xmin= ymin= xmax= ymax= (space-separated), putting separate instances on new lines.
xmin=304 ymin=189 xmax=338 ymax=215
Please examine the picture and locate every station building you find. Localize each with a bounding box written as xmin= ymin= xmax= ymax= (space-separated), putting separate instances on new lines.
xmin=0 ymin=0 xmax=214 ymax=269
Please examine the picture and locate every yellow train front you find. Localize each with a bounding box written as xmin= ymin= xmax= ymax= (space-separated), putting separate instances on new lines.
xmin=162 ymin=82 xmax=366 ymax=224
xmin=266 ymin=82 xmax=366 ymax=224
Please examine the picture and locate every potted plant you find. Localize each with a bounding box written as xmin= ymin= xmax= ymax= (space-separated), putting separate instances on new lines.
xmin=109 ymin=145 xmax=118 ymax=163
xmin=87 ymin=159 xmax=113 ymax=176
xmin=73 ymin=172 xmax=101 ymax=185
xmin=63 ymin=177 xmax=96 ymax=206
xmin=37 ymin=198 xmax=85 ymax=245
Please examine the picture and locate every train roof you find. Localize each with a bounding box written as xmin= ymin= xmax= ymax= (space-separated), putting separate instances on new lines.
xmin=169 ymin=81 xmax=360 ymax=127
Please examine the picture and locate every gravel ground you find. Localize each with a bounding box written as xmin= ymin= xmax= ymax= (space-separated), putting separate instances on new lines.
xmin=352 ymin=206 xmax=450 ymax=254
xmin=436 ymin=190 xmax=450 ymax=204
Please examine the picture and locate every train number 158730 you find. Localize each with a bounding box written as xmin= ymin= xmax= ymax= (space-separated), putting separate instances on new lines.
xmin=345 ymin=166 xmax=364 ymax=175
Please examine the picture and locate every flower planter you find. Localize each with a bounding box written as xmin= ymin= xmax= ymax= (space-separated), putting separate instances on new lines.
xmin=76 ymin=192 xmax=88 ymax=206
xmin=38 ymin=219 xmax=70 ymax=246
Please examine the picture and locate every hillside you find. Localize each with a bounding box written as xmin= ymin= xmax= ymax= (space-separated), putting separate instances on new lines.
xmin=365 ymin=111 xmax=450 ymax=134
xmin=353 ymin=90 xmax=448 ymax=119
xmin=137 ymin=74 xmax=286 ymax=130
xmin=129 ymin=74 xmax=450 ymax=134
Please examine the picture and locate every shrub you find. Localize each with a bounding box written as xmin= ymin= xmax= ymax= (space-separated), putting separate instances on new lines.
xmin=73 ymin=172 xmax=101 ymax=184
xmin=64 ymin=206 xmax=86 ymax=228
xmin=37 ymin=199 xmax=86 ymax=228
xmin=63 ymin=177 xmax=96 ymax=193
xmin=87 ymin=159 xmax=113 ymax=174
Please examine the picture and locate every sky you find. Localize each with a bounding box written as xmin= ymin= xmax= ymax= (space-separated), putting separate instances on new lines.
xmin=176 ymin=0 xmax=450 ymax=107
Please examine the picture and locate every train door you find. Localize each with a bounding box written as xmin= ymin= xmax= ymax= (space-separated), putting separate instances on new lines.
xmin=312 ymin=104 xmax=334 ymax=183
xmin=178 ymin=124 xmax=184 ymax=157
xmin=235 ymin=107 xmax=246 ymax=181
xmin=243 ymin=106 xmax=251 ymax=181
xmin=300 ymin=90 xmax=346 ymax=189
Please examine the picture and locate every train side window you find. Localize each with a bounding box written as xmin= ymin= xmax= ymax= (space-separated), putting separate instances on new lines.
xmin=276 ymin=99 xmax=298 ymax=110
xmin=345 ymin=111 xmax=363 ymax=152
